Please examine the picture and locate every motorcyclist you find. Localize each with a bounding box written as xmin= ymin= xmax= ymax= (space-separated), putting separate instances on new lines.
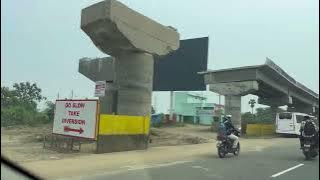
xmin=299 ymin=115 xmax=319 ymax=149
xmin=223 ymin=115 xmax=240 ymax=150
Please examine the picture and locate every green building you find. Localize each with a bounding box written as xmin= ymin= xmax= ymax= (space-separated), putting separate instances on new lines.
xmin=174 ymin=92 xmax=224 ymax=125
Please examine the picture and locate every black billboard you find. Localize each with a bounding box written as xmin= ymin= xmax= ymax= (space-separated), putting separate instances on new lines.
xmin=153 ymin=37 xmax=209 ymax=91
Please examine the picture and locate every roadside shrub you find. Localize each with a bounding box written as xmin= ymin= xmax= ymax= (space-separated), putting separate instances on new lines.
xmin=1 ymin=106 xmax=50 ymax=127
xmin=34 ymin=112 xmax=50 ymax=124
xmin=1 ymin=108 xmax=12 ymax=126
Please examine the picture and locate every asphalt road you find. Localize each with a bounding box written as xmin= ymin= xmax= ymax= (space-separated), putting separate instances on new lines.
xmin=77 ymin=140 xmax=319 ymax=180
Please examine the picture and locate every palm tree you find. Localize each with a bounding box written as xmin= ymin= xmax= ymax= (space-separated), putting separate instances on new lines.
xmin=248 ymin=99 xmax=256 ymax=114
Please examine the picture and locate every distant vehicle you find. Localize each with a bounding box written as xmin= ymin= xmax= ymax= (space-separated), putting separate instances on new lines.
xmin=275 ymin=112 xmax=315 ymax=136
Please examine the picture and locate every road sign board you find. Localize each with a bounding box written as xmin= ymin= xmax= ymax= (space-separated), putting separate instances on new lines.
xmin=95 ymin=81 xmax=106 ymax=97
xmin=53 ymin=99 xmax=99 ymax=140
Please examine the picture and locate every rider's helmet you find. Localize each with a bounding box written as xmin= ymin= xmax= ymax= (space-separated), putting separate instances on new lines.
xmin=304 ymin=115 xmax=311 ymax=121
xmin=226 ymin=115 xmax=232 ymax=119
xmin=223 ymin=115 xmax=232 ymax=123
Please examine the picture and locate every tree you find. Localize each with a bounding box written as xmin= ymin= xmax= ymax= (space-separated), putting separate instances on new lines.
xmin=241 ymin=112 xmax=254 ymax=134
xmin=241 ymin=112 xmax=254 ymax=121
xmin=214 ymin=108 xmax=224 ymax=117
xmin=248 ymin=99 xmax=256 ymax=114
xmin=13 ymin=82 xmax=46 ymax=102
xmin=1 ymin=86 xmax=19 ymax=107
xmin=1 ymin=82 xmax=48 ymax=126
xmin=240 ymin=107 xmax=285 ymax=134
xmin=44 ymin=101 xmax=55 ymax=121
xmin=255 ymin=107 xmax=285 ymax=124
xmin=12 ymin=82 xmax=46 ymax=111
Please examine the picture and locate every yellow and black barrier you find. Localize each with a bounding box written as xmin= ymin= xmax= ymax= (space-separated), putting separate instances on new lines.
xmin=96 ymin=114 xmax=150 ymax=153
xmin=99 ymin=114 xmax=150 ymax=135
xmin=246 ymin=124 xmax=275 ymax=136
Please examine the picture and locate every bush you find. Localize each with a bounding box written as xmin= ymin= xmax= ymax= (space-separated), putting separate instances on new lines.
xmin=1 ymin=106 xmax=30 ymax=126
xmin=1 ymin=108 xmax=11 ymax=126
xmin=34 ymin=112 xmax=50 ymax=124
xmin=1 ymin=82 xmax=49 ymax=127
xmin=44 ymin=101 xmax=55 ymax=122
xmin=1 ymin=106 xmax=50 ymax=127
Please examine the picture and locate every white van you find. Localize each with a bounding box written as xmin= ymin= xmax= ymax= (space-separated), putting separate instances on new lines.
xmin=275 ymin=112 xmax=315 ymax=135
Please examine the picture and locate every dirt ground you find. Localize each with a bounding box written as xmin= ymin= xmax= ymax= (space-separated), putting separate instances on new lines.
xmin=1 ymin=124 xmax=214 ymax=164
xmin=1 ymin=124 xmax=88 ymax=164
xmin=154 ymin=124 xmax=215 ymax=140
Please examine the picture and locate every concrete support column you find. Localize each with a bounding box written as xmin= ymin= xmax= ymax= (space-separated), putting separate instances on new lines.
xmin=270 ymin=106 xmax=278 ymax=123
xmin=81 ymin=0 xmax=179 ymax=153
xmin=225 ymin=95 xmax=241 ymax=129
xmin=99 ymin=83 xmax=117 ymax=114
xmin=96 ymin=52 xmax=153 ymax=153
xmin=115 ymin=52 xmax=154 ymax=116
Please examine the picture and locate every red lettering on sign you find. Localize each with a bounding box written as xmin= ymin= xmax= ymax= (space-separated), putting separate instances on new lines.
xmin=96 ymin=84 xmax=105 ymax=89
xmin=64 ymin=126 xmax=84 ymax=134
xmin=68 ymin=111 xmax=80 ymax=116
xmin=72 ymin=103 xmax=85 ymax=108
xmin=61 ymin=119 xmax=86 ymax=125
xmin=65 ymin=103 xmax=71 ymax=108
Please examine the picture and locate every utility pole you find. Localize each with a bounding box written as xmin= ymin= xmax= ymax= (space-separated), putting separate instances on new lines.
xmin=169 ymin=91 xmax=174 ymax=120
xmin=154 ymin=95 xmax=157 ymax=113
xmin=71 ymin=90 xmax=74 ymax=99
xmin=216 ymin=94 xmax=221 ymax=105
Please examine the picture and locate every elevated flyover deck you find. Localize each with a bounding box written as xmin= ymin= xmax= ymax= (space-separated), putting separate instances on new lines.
xmin=199 ymin=58 xmax=319 ymax=127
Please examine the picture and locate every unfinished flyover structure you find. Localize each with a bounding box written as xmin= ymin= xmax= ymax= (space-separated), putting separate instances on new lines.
xmin=80 ymin=0 xmax=179 ymax=153
xmin=199 ymin=58 xmax=319 ymax=128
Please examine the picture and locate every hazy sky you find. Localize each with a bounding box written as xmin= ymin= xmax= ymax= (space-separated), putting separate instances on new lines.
xmin=1 ymin=0 xmax=319 ymax=113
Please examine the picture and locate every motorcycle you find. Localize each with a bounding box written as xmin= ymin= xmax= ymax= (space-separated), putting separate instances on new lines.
xmin=216 ymin=129 xmax=240 ymax=158
xmin=301 ymin=135 xmax=319 ymax=160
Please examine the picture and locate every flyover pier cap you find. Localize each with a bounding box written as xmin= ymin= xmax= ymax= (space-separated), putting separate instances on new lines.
xmin=81 ymin=0 xmax=180 ymax=56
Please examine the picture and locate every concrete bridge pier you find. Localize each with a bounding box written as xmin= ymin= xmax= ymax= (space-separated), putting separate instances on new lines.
xmin=99 ymin=82 xmax=118 ymax=114
xmin=79 ymin=57 xmax=117 ymax=114
xmin=80 ymin=0 xmax=179 ymax=153
xmin=224 ymin=95 xmax=241 ymax=128
xmin=115 ymin=52 xmax=154 ymax=116
xmin=208 ymin=81 xmax=259 ymax=129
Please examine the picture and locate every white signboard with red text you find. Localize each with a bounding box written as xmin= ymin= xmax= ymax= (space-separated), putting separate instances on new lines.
xmin=95 ymin=81 xmax=106 ymax=97
xmin=53 ymin=99 xmax=99 ymax=140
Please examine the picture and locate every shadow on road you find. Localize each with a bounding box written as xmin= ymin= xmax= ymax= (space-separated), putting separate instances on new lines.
xmin=197 ymin=152 xmax=241 ymax=160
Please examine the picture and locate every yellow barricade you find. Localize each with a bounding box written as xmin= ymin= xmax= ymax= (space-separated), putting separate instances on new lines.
xmin=261 ymin=124 xmax=275 ymax=135
xmin=98 ymin=114 xmax=150 ymax=135
xmin=246 ymin=124 xmax=275 ymax=136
